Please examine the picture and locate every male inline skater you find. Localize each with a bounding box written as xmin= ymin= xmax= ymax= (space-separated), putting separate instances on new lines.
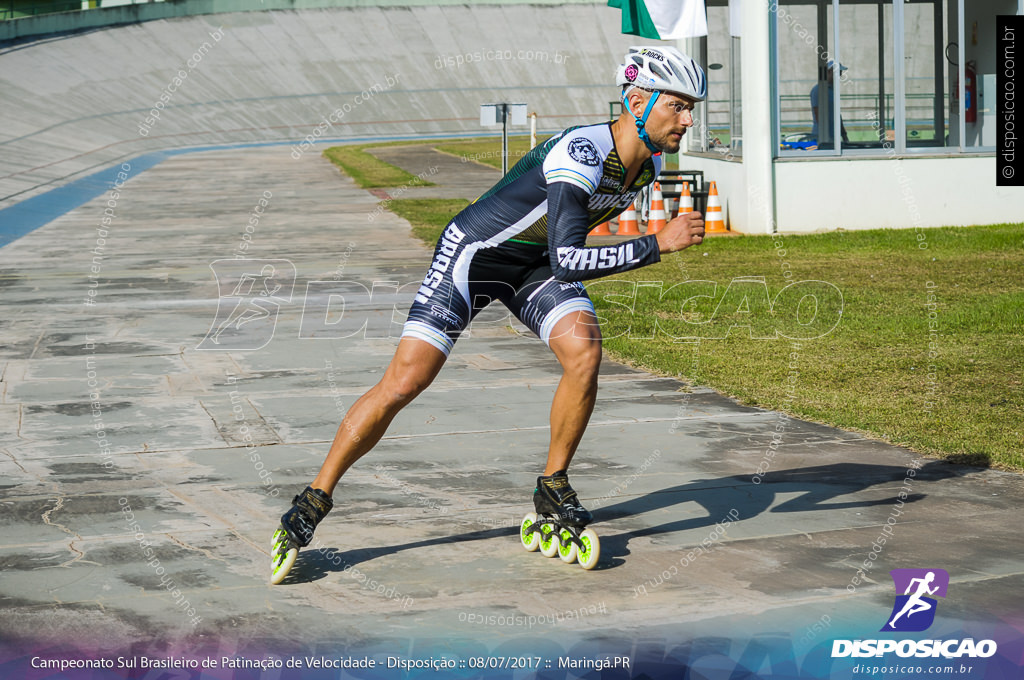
xmin=272 ymin=46 xmax=708 ymax=581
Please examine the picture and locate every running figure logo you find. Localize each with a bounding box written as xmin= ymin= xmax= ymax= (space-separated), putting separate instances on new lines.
xmin=197 ymin=259 xmax=296 ymax=350
xmin=881 ymin=568 xmax=949 ymax=632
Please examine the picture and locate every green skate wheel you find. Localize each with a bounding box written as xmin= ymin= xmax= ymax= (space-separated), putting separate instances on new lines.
xmin=557 ymin=528 xmax=577 ymax=564
xmin=577 ymin=528 xmax=600 ymax=571
xmin=271 ymin=527 xmax=286 ymax=551
xmin=521 ymin=513 xmax=541 ymax=552
xmin=538 ymin=522 xmax=558 ymax=558
xmin=270 ymin=528 xmax=298 ymax=585
xmin=271 ymin=527 xmax=288 ymax=551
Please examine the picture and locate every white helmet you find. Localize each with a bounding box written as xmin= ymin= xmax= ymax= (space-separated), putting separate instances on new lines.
xmin=615 ymin=45 xmax=707 ymax=102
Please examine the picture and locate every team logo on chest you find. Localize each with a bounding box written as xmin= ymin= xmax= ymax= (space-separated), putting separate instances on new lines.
xmin=568 ymin=138 xmax=600 ymax=166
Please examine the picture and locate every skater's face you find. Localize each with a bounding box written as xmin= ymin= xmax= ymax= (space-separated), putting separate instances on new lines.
xmin=628 ymin=90 xmax=696 ymax=154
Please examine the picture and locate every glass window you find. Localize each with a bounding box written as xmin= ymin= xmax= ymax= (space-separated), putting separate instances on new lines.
xmin=775 ymin=1 xmax=835 ymax=155
xmin=955 ymin=0 xmax=1017 ymax=150
xmin=903 ymin=0 xmax=949 ymax=148
xmin=688 ymin=35 xmax=708 ymax=153
xmin=772 ymin=0 xmax=1016 ymax=157
xmin=730 ymin=36 xmax=743 ymax=157
xmin=837 ymin=1 xmax=894 ymax=152
xmin=692 ymin=3 xmax=739 ymax=157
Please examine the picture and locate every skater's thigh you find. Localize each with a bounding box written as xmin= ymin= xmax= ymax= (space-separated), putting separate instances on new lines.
xmin=401 ymin=224 xmax=514 ymax=356
xmin=505 ymin=266 xmax=601 ymax=348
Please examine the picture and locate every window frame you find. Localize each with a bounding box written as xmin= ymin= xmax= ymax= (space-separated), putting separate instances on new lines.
xmin=771 ymin=0 xmax=1003 ymax=159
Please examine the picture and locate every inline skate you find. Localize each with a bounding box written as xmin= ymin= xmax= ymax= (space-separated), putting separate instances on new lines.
xmin=520 ymin=470 xmax=600 ymax=570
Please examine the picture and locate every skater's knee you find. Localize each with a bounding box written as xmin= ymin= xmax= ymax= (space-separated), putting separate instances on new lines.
xmin=559 ymin=339 xmax=602 ymax=383
xmin=377 ymin=338 xmax=445 ymax=408
xmin=380 ymin=369 xmax=432 ymax=407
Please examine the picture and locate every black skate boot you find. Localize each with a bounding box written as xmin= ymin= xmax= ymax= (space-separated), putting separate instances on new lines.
xmin=521 ymin=470 xmax=601 ymax=570
xmin=280 ymin=486 xmax=333 ymax=547
xmin=533 ymin=470 xmax=592 ymax=527
xmin=271 ymin=486 xmax=332 ymax=584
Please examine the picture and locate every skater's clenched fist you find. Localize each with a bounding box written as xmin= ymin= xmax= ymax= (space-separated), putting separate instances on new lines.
xmin=655 ymin=211 xmax=705 ymax=254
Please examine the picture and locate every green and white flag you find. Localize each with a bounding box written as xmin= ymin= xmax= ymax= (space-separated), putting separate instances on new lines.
xmin=608 ymin=0 xmax=708 ymax=40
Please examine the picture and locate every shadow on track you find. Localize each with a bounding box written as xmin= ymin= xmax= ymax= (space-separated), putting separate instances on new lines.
xmin=278 ymin=460 xmax=967 ymax=582
xmin=593 ymin=460 xmax=965 ymax=567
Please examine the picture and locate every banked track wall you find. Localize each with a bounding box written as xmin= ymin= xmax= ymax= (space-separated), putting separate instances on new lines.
xmin=1 ymin=1 xmax=641 ymax=210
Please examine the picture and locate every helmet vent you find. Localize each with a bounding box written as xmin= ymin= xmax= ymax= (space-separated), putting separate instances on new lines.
xmin=648 ymin=61 xmax=669 ymax=81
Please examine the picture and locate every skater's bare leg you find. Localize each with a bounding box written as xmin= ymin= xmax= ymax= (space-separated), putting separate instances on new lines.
xmin=311 ymin=337 xmax=447 ymax=495
xmin=543 ymin=310 xmax=602 ymax=475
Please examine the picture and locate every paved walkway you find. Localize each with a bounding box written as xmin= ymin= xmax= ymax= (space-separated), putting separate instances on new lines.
xmin=1 ymin=144 xmax=1022 ymax=672
xmin=368 ymin=144 xmax=502 ymax=201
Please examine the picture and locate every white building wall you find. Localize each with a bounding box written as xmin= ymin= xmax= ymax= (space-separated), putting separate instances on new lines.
xmin=774 ymin=155 xmax=1022 ymax=232
xmin=677 ymin=153 xmax=1024 ymax=234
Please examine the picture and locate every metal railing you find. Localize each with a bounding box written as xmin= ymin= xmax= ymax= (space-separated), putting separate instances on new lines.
xmin=1 ymin=0 xmax=165 ymax=21
xmin=692 ymin=92 xmax=950 ymax=151
xmin=779 ymin=92 xmax=949 ymax=136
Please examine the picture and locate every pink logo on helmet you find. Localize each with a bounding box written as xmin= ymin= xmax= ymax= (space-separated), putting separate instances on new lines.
xmin=625 ymin=64 xmax=639 ymax=82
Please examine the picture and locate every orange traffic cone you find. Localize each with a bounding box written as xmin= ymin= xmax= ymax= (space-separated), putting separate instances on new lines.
xmin=616 ymin=198 xmax=641 ymax=235
xmin=705 ymin=181 xmax=726 ymax=233
xmin=665 ymin=181 xmax=678 ymax=217
xmin=679 ymin=181 xmax=693 ymax=217
xmin=646 ymin=182 xmax=667 ymax=234
xmin=589 ymin=220 xmax=612 ymax=235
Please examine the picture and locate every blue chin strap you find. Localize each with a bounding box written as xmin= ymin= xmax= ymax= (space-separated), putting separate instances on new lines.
xmin=622 ymin=88 xmax=663 ymax=153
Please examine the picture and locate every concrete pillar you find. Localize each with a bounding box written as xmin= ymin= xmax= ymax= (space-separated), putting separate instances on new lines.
xmin=742 ymin=1 xmax=775 ymax=233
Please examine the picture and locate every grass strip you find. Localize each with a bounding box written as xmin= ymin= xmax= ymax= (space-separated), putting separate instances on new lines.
xmin=592 ymin=224 xmax=1023 ymax=471
xmin=386 ymin=198 xmax=470 ymax=245
xmin=323 ymin=142 xmax=438 ymax=188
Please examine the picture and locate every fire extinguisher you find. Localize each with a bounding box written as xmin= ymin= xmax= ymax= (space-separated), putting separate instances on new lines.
xmin=953 ymin=60 xmax=978 ymax=123
xmin=964 ymin=61 xmax=977 ymax=123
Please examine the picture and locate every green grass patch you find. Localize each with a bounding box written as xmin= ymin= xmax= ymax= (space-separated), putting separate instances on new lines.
xmin=323 ymin=142 xmax=440 ymax=188
xmin=591 ymin=223 xmax=1024 ymax=471
xmin=433 ymin=135 xmax=536 ymax=170
xmin=386 ymin=198 xmax=470 ymax=245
